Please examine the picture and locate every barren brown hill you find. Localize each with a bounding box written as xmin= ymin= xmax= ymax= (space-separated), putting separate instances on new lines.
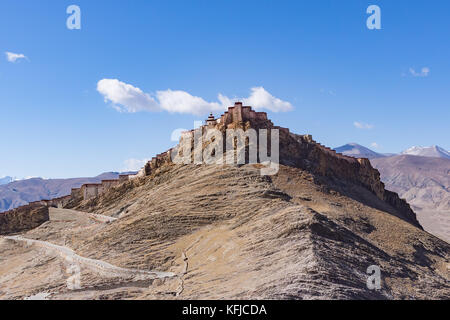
xmin=1 ymin=164 xmax=448 ymax=299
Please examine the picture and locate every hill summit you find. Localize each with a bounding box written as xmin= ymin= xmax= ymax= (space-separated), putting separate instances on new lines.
xmin=119 ymin=102 xmax=421 ymax=228
xmin=0 ymin=102 xmax=448 ymax=300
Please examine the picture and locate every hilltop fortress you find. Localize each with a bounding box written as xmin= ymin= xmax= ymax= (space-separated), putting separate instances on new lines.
xmin=0 ymin=102 xmax=421 ymax=234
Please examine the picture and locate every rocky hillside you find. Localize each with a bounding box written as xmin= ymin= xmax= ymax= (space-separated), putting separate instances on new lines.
xmin=371 ymin=155 xmax=450 ymax=242
xmin=0 ymin=104 xmax=448 ymax=300
xmin=0 ymin=203 xmax=48 ymax=235
xmin=2 ymin=163 xmax=447 ymax=299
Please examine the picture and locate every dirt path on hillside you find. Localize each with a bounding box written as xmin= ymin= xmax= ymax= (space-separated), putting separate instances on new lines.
xmin=0 ymin=207 xmax=178 ymax=299
xmin=3 ymin=235 xmax=176 ymax=280
xmin=49 ymin=208 xmax=117 ymax=224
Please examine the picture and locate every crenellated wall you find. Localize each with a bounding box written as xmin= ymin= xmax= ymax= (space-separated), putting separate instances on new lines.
xmin=0 ymin=174 xmax=134 ymax=219
xmin=81 ymin=184 xmax=101 ymax=200
xmin=73 ymin=179 xmax=124 ymax=201
xmin=217 ymin=102 xmax=273 ymax=129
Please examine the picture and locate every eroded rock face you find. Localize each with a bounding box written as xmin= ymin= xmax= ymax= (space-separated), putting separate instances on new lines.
xmin=0 ymin=204 xmax=49 ymax=235
xmin=281 ymin=133 xmax=421 ymax=228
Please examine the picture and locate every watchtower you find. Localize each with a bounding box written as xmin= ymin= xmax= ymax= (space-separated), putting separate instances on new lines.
xmin=206 ymin=113 xmax=216 ymax=126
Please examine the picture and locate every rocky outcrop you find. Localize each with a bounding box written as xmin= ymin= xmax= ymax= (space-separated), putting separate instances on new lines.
xmin=0 ymin=203 xmax=49 ymax=235
xmin=282 ymin=133 xmax=421 ymax=228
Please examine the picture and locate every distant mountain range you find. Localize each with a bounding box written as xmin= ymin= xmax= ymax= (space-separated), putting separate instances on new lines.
xmin=0 ymin=172 xmax=122 ymax=213
xmin=333 ymin=143 xmax=449 ymax=242
xmin=334 ymin=143 xmax=386 ymax=159
xmin=334 ymin=143 xmax=450 ymax=160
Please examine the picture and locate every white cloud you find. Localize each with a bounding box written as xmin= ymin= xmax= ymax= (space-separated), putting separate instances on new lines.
xmin=354 ymin=121 xmax=374 ymax=130
xmin=123 ymin=158 xmax=149 ymax=171
xmin=97 ymin=79 xmax=293 ymax=115
xmin=409 ymin=67 xmax=430 ymax=77
xmin=370 ymin=142 xmax=380 ymax=149
xmin=241 ymin=87 xmax=293 ymax=112
xmin=156 ymin=89 xmax=223 ymax=115
xmin=97 ymin=79 xmax=160 ymax=113
xmin=5 ymin=52 xmax=28 ymax=63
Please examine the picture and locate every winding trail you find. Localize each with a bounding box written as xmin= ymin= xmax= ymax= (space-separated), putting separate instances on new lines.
xmin=3 ymin=235 xmax=176 ymax=280
xmin=176 ymin=251 xmax=189 ymax=296
xmin=85 ymin=212 xmax=117 ymax=223
xmin=48 ymin=208 xmax=117 ymax=224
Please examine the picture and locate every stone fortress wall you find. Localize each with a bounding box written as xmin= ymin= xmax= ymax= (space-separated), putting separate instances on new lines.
xmin=0 ymin=174 xmax=137 ymax=228
xmin=72 ymin=175 xmax=134 ymax=202
xmin=302 ymin=134 xmax=359 ymax=163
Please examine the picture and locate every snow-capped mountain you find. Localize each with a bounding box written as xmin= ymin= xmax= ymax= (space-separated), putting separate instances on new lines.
xmin=334 ymin=143 xmax=385 ymax=159
xmin=0 ymin=176 xmax=13 ymax=186
xmin=401 ymin=145 xmax=450 ymax=159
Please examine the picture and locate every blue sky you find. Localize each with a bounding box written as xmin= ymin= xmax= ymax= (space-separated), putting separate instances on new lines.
xmin=1 ymin=0 xmax=449 ymax=178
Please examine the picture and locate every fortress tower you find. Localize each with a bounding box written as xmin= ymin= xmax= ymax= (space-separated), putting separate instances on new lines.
xmin=205 ymin=102 xmax=273 ymax=129
xmin=206 ymin=113 xmax=216 ymax=126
